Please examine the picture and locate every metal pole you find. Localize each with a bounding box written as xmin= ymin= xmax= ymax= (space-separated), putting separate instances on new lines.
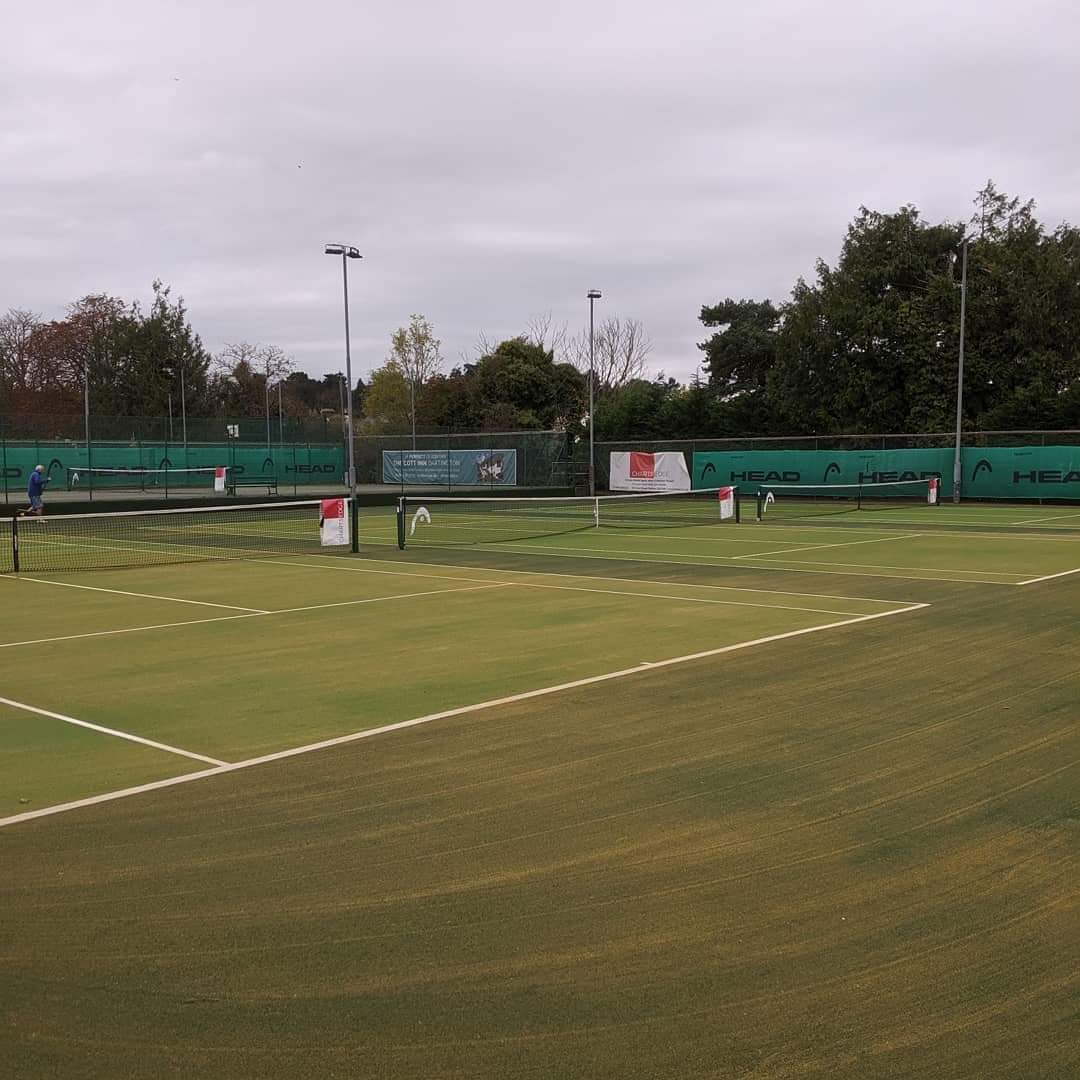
xmin=265 ymin=378 xmax=271 ymax=452
xmin=84 ymin=362 xmax=92 ymax=501
xmin=341 ymin=254 xmax=357 ymax=511
xmin=278 ymin=382 xmax=284 ymax=448
xmin=587 ymin=289 xmax=601 ymax=496
xmin=168 ymin=392 xmax=174 ymax=442
xmin=410 ymin=377 xmax=416 ymax=450
xmin=952 ymin=240 xmax=968 ymax=504
xmin=180 ymin=369 xmax=187 ymax=449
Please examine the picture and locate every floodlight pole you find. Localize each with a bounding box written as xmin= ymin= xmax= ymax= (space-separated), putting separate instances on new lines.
xmin=952 ymin=239 xmax=968 ymax=504
xmin=325 ymin=243 xmax=362 ymax=551
xmin=587 ymin=289 xmax=601 ymax=496
xmin=83 ymin=361 xmax=92 ymax=501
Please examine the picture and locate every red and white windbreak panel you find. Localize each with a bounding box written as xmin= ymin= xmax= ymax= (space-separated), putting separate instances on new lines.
xmin=320 ymin=498 xmax=350 ymax=547
xmin=214 ymin=467 xmax=227 ymax=492
xmin=609 ymin=451 xmax=691 ymax=492
xmin=718 ymin=486 xmax=736 ymax=520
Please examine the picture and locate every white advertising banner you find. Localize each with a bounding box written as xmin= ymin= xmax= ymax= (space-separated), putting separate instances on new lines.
xmin=609 ymin=451 xmax=691 ymax=492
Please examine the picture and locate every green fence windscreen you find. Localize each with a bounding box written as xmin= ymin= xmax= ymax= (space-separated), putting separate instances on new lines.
xmin=692 ymin=447 xmax=1080 ymax=500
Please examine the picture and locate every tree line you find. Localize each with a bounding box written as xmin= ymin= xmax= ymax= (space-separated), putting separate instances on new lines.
xmin=3 ymin=182 xmax=1076 ymax=441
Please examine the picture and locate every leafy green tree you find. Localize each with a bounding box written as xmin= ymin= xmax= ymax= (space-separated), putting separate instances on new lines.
xmin=360 ymin=361 xmax=411 ymax=432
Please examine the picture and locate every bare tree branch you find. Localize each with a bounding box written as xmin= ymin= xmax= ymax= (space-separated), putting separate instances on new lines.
xmin=525 ymin=311 xmax=569 ymax=360
xmin=568 ymin=316 xmax=652 ymax=392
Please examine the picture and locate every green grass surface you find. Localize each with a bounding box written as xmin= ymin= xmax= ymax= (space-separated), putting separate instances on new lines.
xmin=1 ymin=502 xmax=1078 ymax=1079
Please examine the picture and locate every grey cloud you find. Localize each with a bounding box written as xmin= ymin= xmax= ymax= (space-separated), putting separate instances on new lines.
xmin=3 ymin=0 xmax=1078 ymax=385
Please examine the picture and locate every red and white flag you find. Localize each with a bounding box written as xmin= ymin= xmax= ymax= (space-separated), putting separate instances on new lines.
xmin=320 ymin=498 xmax=350 ymax=546
xmin=214 ymin=467 xmax=227 ymax=493
xmin=718 ymin=486 xmax=736 ymax=521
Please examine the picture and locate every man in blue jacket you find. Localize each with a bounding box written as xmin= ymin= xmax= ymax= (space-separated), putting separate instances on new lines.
xmin=23 ymin=464 xmax=50 ymax=516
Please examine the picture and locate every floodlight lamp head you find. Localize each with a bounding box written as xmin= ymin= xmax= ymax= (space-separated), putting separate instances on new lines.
xmin=324 ymin=244 xmax=344 ymax=255
xmin=587 ymin=289 xmax=601 ymax=300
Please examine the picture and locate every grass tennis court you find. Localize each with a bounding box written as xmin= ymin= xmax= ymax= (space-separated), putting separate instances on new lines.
xmin=2 ymin=497 xmax=1078 ymax=1078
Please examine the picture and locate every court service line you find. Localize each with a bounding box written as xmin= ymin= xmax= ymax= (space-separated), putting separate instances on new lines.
xmin=0 ymin=613 xmax=261 ymax=649
xmin=0 ymin=583 xmax=515 ymax=649
xmin=0 ymin=695 xmax=228 ymax=767
xmin=272 ymin=555 xmax=916 ymax=607
xmin=1016 ymin=567 xmax=1080 ymax=586
xmin=733 ymin=533 xmax=923 ymax=560
xmin=1 ymin=574 xmax=270 ymax=614
xmin=448 ymin=542 xmax=1020 ymax=585
xmin=1010 ymin=512 xmax=1080 ymax=525
xmin=511 ymin=581 xmax=870 ymax=617
xmin=0 ymin=601 xmax=930 ymax=829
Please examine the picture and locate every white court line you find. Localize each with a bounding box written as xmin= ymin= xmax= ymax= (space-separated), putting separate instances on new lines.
xmin=512 ymin=581 xmax=869 ymax=617
xmin=436 ymin=541 xmax=1020 ymax=585
xmin=733 ymin=533 xmax=922 ymax=560
xmin=0 ymin=583 xmax=515 ymax=649
xmin=1013 ymin=512 xmax=1080 ymax=526
xmin=1 ymin=574 xmax=269 ymax=613
xmin=269 ymin=582 xmax=513 ymax=613
xmin=0 ymin=613 xmax=261 ymax=649
xmin=0 ymin=601 xmax=929 ymax=829
xmin=1016 ymin=567 xmax=1080 ymax=586
xmin=0 ymin=695 xmax=227 ymax=766
xmin=288 ymin=554 xmax=917 ymax=606
xmin=745 ymin=555 xmax=1029 ymax=578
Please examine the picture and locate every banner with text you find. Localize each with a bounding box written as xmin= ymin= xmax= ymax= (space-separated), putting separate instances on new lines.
xmin=609 ymin=450 xmax=691 ymax=492
xmin=382 ymin=449 xmax=517 ymax=486
xmin=693 ymin=446 xmax=1080 ymax=500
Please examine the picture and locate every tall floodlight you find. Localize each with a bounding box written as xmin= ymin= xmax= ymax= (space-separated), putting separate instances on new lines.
xmin=587 ymin=289 xmax=602 ymax=495
xmin=952 ymin=239 xmax=969 ymax=504
xmin=325 ymin=244 xmax=362 ymax=551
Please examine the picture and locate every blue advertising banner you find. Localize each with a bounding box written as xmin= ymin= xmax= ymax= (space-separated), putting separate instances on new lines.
xmin=382 ymin=449 xmax=518 ymax=486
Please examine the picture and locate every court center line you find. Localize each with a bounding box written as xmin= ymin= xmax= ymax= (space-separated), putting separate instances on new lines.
xmin=1015 ymin=567 xmax=1080 ymax=586
xmin=0 ymin=695 xmax=228 ymax=767
xmin=0 ymin=601 xmax=930 ymax=829
xmin=0 ymin=574 xmax=269 ymax=614
xmin=733 ymin=533 xmax=923 ymax=560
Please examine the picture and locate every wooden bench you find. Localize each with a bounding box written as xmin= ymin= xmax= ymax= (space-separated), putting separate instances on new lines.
xmin=226 ymin=474 xmax=278 ymax=496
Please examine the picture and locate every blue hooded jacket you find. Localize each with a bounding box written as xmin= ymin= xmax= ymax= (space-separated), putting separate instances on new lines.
xmin=27 ymin=470 xmax=46 ymax=498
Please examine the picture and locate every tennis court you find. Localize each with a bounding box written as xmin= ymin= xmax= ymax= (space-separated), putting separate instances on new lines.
xmin=2 ymin=493 xmax=1078 ymax=1079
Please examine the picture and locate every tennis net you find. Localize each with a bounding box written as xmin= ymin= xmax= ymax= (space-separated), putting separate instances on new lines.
xmin=756 ymin=478 xmax=939 ymax=522
xmin=397 ymin=488 xmax=739 ymax=549
xmin=1 ymin=499 xmax=352 ymax=574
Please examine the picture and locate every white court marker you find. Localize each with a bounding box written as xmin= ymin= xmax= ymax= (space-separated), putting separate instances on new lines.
xmin=0 ymin=602 xmax=929 ymax=829
xmin=0 ymin=695 xmax=227 ymax=766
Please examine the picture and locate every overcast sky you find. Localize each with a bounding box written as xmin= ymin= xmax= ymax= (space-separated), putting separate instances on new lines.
xmin=3 ymin=0 xmax=1077 ymax=385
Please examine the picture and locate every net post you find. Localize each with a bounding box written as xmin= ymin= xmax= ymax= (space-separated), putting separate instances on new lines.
xmin=734 ymin=489 xmax=741 ymax=524
xmin=11 ymin=515 xmax=18 ymax=573
xmin=350 ymin=497 xmax=359 ymax=553
xmin=396 ymin=497 xmax=406 ymax=550
xmin=756 ymin=489 xmax=765 ymax=522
